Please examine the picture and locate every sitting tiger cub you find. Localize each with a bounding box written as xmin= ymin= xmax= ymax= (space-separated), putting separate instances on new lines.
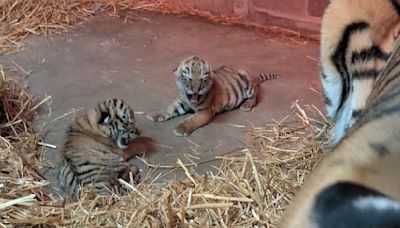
xmin=146 ymin=56 xmax=279 ymax=136
xmin=57 ymin=99 xmax=146 ymax=200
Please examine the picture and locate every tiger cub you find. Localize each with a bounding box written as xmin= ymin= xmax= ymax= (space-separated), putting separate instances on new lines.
xmin=278 ymin=30 xmax=400 ymax=228
xmin=320 ymin=0 xmax=400 ymax=145
xmin=57 ymin=99 xmax=145 ymax=200
xmin=146 ymin=56 xmax=279 ymax=136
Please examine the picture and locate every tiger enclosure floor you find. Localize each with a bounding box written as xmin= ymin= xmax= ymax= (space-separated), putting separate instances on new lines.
xmin=0 ymin=11 xmax=322 ymax=194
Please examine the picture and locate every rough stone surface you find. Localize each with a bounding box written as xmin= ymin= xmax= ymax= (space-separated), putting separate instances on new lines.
xmin=0 ymin=11 xmax=322 ymax=191
xmin=233 ymin=0 xmax=249 ymax=16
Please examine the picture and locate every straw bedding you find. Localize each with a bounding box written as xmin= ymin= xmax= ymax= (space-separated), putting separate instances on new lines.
xmin=0 ymin=0 xmax=327 ymax=227
xmin=0 ymin=75 xmax=328 ymax=226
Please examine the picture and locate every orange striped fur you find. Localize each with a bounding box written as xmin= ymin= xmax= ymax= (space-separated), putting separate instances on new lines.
xmin=146 ymin=56 xmax=279 ymax=136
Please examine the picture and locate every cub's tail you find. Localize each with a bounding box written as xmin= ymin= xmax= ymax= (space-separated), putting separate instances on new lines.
xmin=256 ymin=73 xmax=280 ymax=85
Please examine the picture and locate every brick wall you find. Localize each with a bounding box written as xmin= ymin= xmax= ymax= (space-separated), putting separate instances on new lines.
xmin=180 ymin=0 xmax=330 ymax=33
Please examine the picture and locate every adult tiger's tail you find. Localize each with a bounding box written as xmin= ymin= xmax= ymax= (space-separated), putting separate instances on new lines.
xmin=255 ymin=73 xmax=280 ymax=85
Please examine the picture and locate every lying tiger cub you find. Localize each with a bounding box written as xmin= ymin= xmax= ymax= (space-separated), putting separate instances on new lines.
xmin=146 ymin=56 xmax=279 ymax=136
xmin=57 ymin=99 xmax=146 ymax=200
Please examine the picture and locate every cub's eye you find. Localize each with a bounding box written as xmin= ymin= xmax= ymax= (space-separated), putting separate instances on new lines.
xmin=184 ymin=77 xmax=191 ymax=81
xmin=201 ymin=78 xmax=208 ymax=82
xmin=182 ymin=68 xmax=190 ymax=75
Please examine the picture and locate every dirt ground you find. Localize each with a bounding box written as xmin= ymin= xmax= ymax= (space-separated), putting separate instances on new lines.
xmin=0 ymin=11 xmax=322 ymax=193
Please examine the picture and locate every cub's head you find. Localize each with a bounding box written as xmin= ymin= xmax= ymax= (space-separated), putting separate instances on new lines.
xmin=88 ymin=98 xmax=141 ymax=149
xmin=174 ymin=56 xmax=213 ymax=105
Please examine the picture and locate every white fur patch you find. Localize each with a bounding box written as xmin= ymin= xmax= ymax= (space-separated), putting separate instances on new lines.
xmin=351 ymin=79 xmax=374 ymax=111
xmin=331 ymin=98 xmax=352 ymax=145
xmin=353 ymin=196 xmax=400 ymax=212
xmin=321 ymin=63 xmax=342 ymax=119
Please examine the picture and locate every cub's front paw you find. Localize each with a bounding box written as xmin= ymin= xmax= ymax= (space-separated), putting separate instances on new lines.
xmin=146 ymin=112 xmax=171 ymax=122
xmin=173 ymin=124 xmax=192 ymax=137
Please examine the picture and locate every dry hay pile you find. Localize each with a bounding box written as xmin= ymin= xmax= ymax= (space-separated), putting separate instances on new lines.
xmin=0 ymin=65 xmax=329 ymax=226
xmin=0 ymin=0 xmax=151 ymax=54
xmin=0 ymin=75 xmax=329 ymax=226
xmin=58 ymin=102 xmax=328 ymax=227
xmin=0 ymin=66 xmax=56 ymax=225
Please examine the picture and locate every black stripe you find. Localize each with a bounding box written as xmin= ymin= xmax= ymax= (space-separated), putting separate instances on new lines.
xmin=225 ymin=88 xmax=231 ymax=109
xmin=357 ymin=89 xmax=400 ymax=127
xmin=230 ymin=81 xmax=239 ymax=105
xmin=332 ymin=22 xmax=369 ymax=116
xmin=62 ymin=162 xmax=76 ymax=187
xmin=173 ymin=109 xmax=179 ymax=116
xmin=234 ymin=78 xmax=244 ymax=106
xmin=180 ymin=102 xmax=187 ymax=113
xmin=67 ymin=173 xmax=75 ymax=188
xmin=76 ymin=167 xmax=100 ymax=177
xmin=238 ymin=73 xmax=249 ymax=91
xmin=323 ymin=92 xmax=332 ymax=106
xmin=235 ymin=78 xmax=244 ymax=93
xmin=352 ymin=69 xmax=381 ymax=80
xmin=351 ymin=46 xmax=390 ymax=64
xmin=321 ymin=66 xmax=327 ymax=79
xmin=371 ymin=84 xmax=400 ymax=109
xmin=369 ymin=143 xmax=391 ymax=157
xmin=391 ymin=0 xmax=400 ymax=15
xmin=374 ymin=58 xmax=400 ymax=96
xmin=351 ymin=109 xmax=362 ymax=119
xmin=80 ymin=172 xmax=106 ymax=185
xmin=99 ymin=111 xmax=110 ymax=124
xmin=115 ymin=112 xmax=124 ymax=123
xmin=63 ymin=166 xmax=73 ymax=179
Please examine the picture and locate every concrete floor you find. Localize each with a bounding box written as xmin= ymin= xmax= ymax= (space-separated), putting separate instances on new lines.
xmin=0 ymin=11 xmax=322 ymax=188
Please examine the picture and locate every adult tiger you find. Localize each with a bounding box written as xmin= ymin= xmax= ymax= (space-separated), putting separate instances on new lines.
xmin=320 ymin=0 xmax=400 ymax=145
xmin=278 ymin=26 xmax=400 ymax=228
xmin=56 ymin=99 xmax=145 ymax=200
xmin=146 ymin=56 xmax=279 ymax=136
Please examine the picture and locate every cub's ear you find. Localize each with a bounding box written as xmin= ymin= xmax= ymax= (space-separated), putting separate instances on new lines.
xmin=99 ymin=111 xmax=111 ymax=124
xmin=394 ymin=21 xmax=400 ymax=39
xmin=172 ymin=67 xmax=178 ymax=76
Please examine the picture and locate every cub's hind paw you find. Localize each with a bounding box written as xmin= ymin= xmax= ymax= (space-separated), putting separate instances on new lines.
xmin=173 ymin=124 xmax=192 ymax=137
xmin=146 ymin=112 xmax=171 ymax=122
xmin=240 ymin=99 xmax=256 ymax=112
xmin=120 ymin=166 xmax=140 ymax=184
